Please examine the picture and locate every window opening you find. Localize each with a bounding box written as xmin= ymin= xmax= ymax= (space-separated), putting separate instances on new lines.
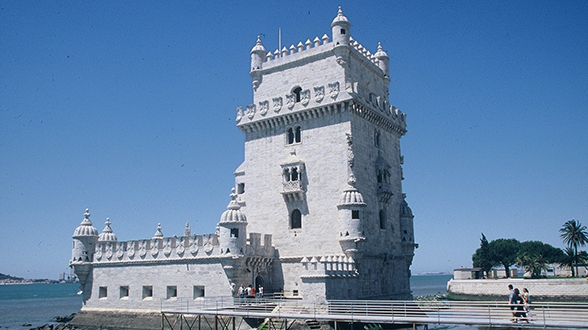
xmin=120 ymin=286 xmax=129 ymax=299
xmin=193 ymin=286 xmax=205 ymax=298
xmin=341 ymin=28 xmax=346 ymax=35
xmin=294 ymin=126 xmax=301 ymax=143
xmin=287 ymin=127 xmax=294 ymax=144
xmin=99 ymin=286 xmax=107 ymax=299
xmin=352 ymin=210 xmax=360 ymax=219
xmin=142 ymin=286 xmax=153 ymax=299
xmin=292 ymin=87 xmax=302 ymax=102
xmin=237 ymin=183 xmax=245 ymax=194
xmin=230 ymin=228 xmax=239 ymax=238
xmin=379 ymin=209 xmax=386 ymax=229
xmin=291 ymin=209 xmax=302 ymax=229
xmin=167 ymin=286 xmax=177 ymax=299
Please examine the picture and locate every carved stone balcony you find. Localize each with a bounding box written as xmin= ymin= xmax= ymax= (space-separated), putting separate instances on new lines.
xmin=281 ymin=180 xmax=305 ymax=202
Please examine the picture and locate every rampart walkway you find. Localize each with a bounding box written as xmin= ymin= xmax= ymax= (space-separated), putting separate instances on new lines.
xmin=161 ymin=298 xmax=588 ymax=329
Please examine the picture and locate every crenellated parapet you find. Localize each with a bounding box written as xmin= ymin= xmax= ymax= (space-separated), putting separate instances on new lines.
xmin=299 ymin=255 xmax=358 ymax=279
xmin=92 ymin=232 xmax=274 ymax=265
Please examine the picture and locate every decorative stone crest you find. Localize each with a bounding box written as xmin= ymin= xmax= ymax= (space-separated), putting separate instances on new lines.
xmin=236 ymin=106 xmax=244 ymax=122
xmin=329 ymin=82 xmax=340 ymax=99
xmin=300 ymin=89 xmax=310 ymax=106
xmin=273 ymin=97 xmax=282 ymax=112
xmin=127 ymin=242 xmax=135 ymax=258
xmin=246 ymin=104 xmax=256 ymax=119
xmin=314 ymin=86 xmax=325 ymax=102
xmin=117 ymin=242 xmax=125 ymax=259
xmin=259 ymin=100 xmax=269 ymax=116
xmin=286 ymin=93 xmax=296 ymax=109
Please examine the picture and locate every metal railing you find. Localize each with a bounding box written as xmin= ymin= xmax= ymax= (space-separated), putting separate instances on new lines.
xmin=161 ymin=297 xmax=588 ymax=328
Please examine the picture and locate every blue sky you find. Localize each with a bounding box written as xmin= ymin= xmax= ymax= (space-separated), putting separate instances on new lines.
xmin=1 ymin=1 xmax=587 ymax=279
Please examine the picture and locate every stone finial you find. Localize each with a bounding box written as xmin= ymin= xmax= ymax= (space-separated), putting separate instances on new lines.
xmin=184 ymin=221 xmax=191 ymax=237
xmin=153 ymin=223 xmax=164 ymax=239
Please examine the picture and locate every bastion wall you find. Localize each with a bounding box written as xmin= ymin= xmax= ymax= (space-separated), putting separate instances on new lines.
xmin=447 ymin=278 xmax=588 ymax=301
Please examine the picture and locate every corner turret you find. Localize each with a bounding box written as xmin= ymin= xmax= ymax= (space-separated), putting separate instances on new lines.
xmin=374 ymin=42 xmax=390 ymax=80
xmin=250 ymin=35 xmax=267 ymax=91
xmin=218 ymin=188 xmax=248 ymax=255
xmin=331 ymin=6 xmax=350 ymax=46
xmin=71 ymin=208 xmax=98 ymax=301
xmin=98 ymin=218 xmax=117 ymax=242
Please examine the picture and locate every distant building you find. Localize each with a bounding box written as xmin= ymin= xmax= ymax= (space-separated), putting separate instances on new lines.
xmin=70 ymin=7 xmax=416 ymax=319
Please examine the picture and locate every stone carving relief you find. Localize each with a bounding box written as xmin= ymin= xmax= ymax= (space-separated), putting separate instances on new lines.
xmin=329 ymin=82 xmax=340 ymax=99
xmin=273 ymin=97 xmax=282 ymax=113
xmin=286 ymin=93 xmax=296 ymax=109
xmin=163 ymin=239 xmax=172 ymax=257
xmin=177 ymin=238 xmax=185 ymax=256
xmin=190 ymin=241 xmax=199 ymax=255
xmin=116 ymin=242 xmax=125 ymax=259
xmin=151 ymin=239 xmax=159 ymax=257
xmin=300 ymin=89 xmax=310 ymax=106
xmin=246 ymin=104 xmax=256 ymax=119
xmin=105 ymin=243 xmax=113 ymax=260
xmin=139 ymin=241 xmax=147 ymax=258
xmin=127 ymin=242 xmax=135 ymax=258
xmin=236 ymin=106 xmax=244 ymax=122
xmin=259 ymin=100 xmax=269 ymax=116
xmin=314 ymin=86 xmax=325 ymax=102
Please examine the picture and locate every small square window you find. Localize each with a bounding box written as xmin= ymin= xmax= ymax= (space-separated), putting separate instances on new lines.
xmin=230 ymin=228 xmax=239 ymax=238
xmin=341 ymin=28 xmax=346 ymax=35
xmin=167 ymin=286 xmax=177 ymax=299
xmin=99 ymin=286 xmax=107 ymax=299
xmin=352 ymin=210 xmax=360 ymax=219
xmin=237 ymin=183 xmax=245 ymax=194
xmin=120 ymin=286 xmax=129 ymax=299
xmin=142 ymin=286 xmax=153 ymax=299
xmin=193 ymin=286 xmax=205 ymax=298
xmin=293 ymin=290 xmax=299 ymax=296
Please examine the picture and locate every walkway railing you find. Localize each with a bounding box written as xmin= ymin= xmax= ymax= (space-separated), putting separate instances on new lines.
xmin=161 ymin=297 xmax=588 ymax=329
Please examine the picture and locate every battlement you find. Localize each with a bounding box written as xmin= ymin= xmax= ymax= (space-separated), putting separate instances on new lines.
xmin=299 ymin=254 xmax=358 ymax=278
xmin=92 ymin=232 xmax=273 ymax=264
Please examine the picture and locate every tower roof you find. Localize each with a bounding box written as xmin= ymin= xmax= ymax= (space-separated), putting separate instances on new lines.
xmin=331 ymin=6 xmax=350 ymax=27
xmin=73 ymin=208 xmax=99 ymax=237
xmin=374 ymin=42 xmax=388 ymax=59
xmin=98 ymin=218 xmax=118 ymax=241
xmin=250 ymin=35 xmax=267 ymax=54
xmin=400 ymin=194 xmax=414 ymax=217
xmin=220 ymin=188 xmax=247 ymax=223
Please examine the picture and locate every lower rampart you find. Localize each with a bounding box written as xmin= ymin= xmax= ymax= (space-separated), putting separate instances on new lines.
xmin=447 ymin=278 xmax=588 ymax=301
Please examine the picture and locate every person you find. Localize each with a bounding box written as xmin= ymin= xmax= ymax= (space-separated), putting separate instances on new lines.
xmin=508 ymin=284 xmax=516 ymax=320
xmin=522 ymin=288 xmax=531 ymax=319
xmin=512 ymin=288 xmax=528 ymax=323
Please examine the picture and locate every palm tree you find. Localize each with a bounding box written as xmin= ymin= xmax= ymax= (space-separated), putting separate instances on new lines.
xmin=559 ymin=219 xmax=588 ymax=277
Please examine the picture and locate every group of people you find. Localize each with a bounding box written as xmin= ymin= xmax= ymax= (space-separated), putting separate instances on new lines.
xmin=238 ymin=284 xmax=263 ymax=300
xmin=508 ymin=284 xmax=531 ymax=323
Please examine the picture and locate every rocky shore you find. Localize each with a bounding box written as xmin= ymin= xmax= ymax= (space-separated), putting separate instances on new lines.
xmin=25 ymin=313 xmax=78 ymax=330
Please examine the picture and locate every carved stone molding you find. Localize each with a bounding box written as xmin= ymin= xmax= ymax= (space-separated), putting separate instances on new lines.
xmin=314 ymin=86 xmax=324 ymax=102
xmin=329 ymin=82 xmax=340 ymax=99
xmin=259 ymin=100 xmax=269 ymax=116
xmin=286 ymin=93 xmax=296 ymax=109
xmin=300 ymin=89 xmax=310 ymax=106
xmin=273 ymin=97 xmax=282 ymax=113
xmin=246 ymin=104 xmax=256 ymax=119
xmin=236 ymin=106 xmax=244 ymax=122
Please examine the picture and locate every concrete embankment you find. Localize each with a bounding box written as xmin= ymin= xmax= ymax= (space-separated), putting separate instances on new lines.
xmin=447 ymin=278 xmax=588 ymax=301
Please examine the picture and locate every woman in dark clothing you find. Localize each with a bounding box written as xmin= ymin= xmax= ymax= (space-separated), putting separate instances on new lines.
xmin=513 ymin=288 xmax=529 ymax=323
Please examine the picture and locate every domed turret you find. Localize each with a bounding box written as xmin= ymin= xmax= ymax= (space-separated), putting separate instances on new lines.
xmin=374 ymin=42 xmax=390 ymax=79
xmin=331 ymin=6 xmax=351 ymax=46
xmin=98 ymin=218 xmax=118 ymax=242
xmin=250 ymin=35 xmax=267 ymax=91
xmin=337 ymin=177 xmax=366 ymax=259
xmin=72 ymin=209 xmax=99 ymax=263
xmin=218 ymin=188 xmax=247 ymax=255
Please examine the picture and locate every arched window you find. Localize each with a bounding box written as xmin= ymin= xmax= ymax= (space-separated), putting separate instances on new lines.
xmin=283 ymin=168 xmax=291 ymax=182
xmin=291 ymin=209 xmax=302 ymax=229
xmin=374 ymin=130 xmax=381 ymax=147
xmin=291 ymin=167 xmax=298 ymax=181
xmin=286 ymin=126 xmax=302 ymax=145
xmin=230 ymin=228 xmax=239 ymax=238
xmin=379 ymin=209 xmax=386 ymax=229
xmin=292 ymin=86 xmax=302 ymax=102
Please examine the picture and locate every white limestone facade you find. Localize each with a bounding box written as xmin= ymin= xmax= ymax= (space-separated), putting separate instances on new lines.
xmin=70 ymin=7 xmax=417 ymax=312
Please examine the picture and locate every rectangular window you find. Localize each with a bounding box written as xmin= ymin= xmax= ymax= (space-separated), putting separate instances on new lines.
xmin=193 ymin=286 xmax=205 ymax=298
xmin=230 ymin=228 xmax=239 ymax=238
xmin=352 ymin=210 xmax=360 ymax=219
xmin=120 ymin=286 xmax=129 ymax=299
xmin=237 ymin=183 xmax=245 ymax=194
xmin=293 ymin=290 xmax=299 ymax=296
xmin=99 ymin=286 xmax=107 ymax=299
xmin=142 ymin=286 xmax=153 ymax=299
xmin=167 ymin=286 xmax=177 ymax=299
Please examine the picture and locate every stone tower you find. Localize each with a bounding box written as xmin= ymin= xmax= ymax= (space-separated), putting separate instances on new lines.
xmin=234 ymin=7 xmax=416 ymax=300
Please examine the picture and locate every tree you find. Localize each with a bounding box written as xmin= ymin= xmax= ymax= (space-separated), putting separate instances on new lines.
xmin=488 ymin=238 xmax=520 ymax=277
xmin=472 ymin=233 xmax=493 ymax=278
xmin=516 ymin=241 xmax=564 ymax=278
xmin=559 ymin=219 xmax=588 ymax=277
xmin=559 ymin=247 xmax=588 ymax=277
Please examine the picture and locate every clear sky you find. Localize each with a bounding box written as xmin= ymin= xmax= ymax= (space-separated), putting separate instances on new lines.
xmin=1 ymin=1 xmax=587 ymax=280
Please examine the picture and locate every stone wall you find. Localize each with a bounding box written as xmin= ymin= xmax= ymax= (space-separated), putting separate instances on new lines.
xmin=447 ymin=278 xmax=588 ymax=301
